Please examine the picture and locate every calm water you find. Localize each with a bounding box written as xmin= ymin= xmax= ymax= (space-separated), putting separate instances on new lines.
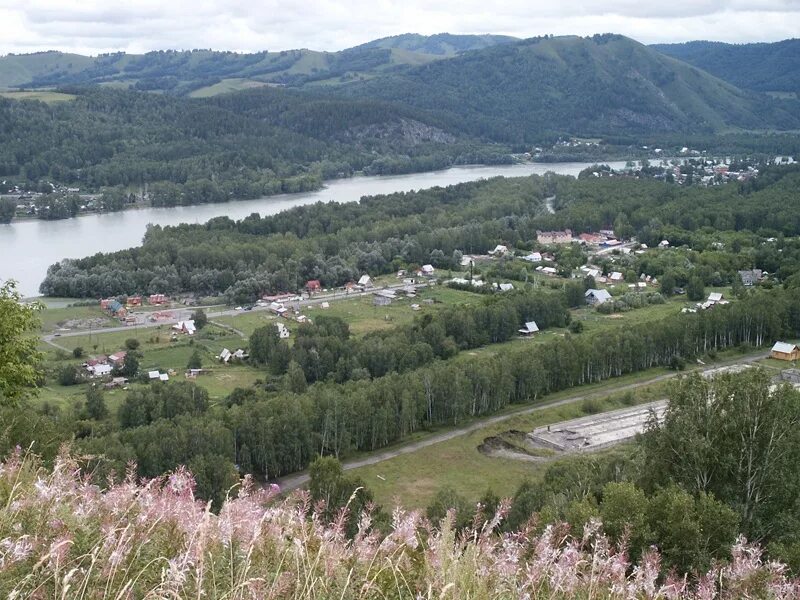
xmin=0 ymin=161 xmax=626 ymax=296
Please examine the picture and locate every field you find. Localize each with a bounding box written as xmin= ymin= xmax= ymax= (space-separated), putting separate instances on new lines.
xmin=188 ymin=78 xmax=271 ymax=98
xmin=0 ymin=90 xmax=76 ymax=103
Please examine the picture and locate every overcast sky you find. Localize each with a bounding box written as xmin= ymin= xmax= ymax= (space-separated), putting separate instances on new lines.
xmin=1 ymin=0 xmax=799 ymax=56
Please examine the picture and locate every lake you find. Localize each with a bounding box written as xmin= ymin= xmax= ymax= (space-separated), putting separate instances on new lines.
xmin=0 ymin=161 xmax=627 ymax=296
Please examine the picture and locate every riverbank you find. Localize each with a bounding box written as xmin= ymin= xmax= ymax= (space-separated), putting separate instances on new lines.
xmin=1 ymin=160 xmax=631 ymax=297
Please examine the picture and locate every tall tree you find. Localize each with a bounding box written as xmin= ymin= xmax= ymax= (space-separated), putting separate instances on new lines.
xmin=0 ymin=281 xmax=42 ymax=404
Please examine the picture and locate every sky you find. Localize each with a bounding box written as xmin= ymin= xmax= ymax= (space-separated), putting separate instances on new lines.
xmin=0 ymin=0 xmax=799 ymax=56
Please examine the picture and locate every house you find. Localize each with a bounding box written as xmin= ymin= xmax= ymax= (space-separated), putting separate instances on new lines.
xmin=159 ymin=373 xmax=169 ymax=382
xmin=108 ymin=351 xmax=127 ymax=366
xmin=658 ymin=240 xmax=670 ymax=248
xmin=518 ymin=321 xmax=540 ymax=336
xmin=585 ymin=289 xmax=613 ymax=305
xmin=373 ymin=289 xmax=396 ymax=306
xmin=172 ymin=320 xmax=196 ymax=335
xmin=584 ymin=268 xmax=601 ymax=279
xmin=320 ymin=301 xmax=330 ymax=309
xmin=771 ymin=342 xmax=800 ymax=361
xmin=541 ymin=266 xmax=558 ymax=276
xmin=233 ymin=349 xmax=248 ymax=360
xmin=105 ymin=300 xmax=127 ymax=317
xmin=421 ymin=264 xmax=435 ymax=276
xmin=536 ymin=229 xmax=573 ymax=244
xmin=87 ymin=363 xmax=113 ymax=378
xmin=306 ymin=280 xmax=322 ymax=293
xmin=498 ymin=283 xmax=514 ymax=292
xmin=522 ymin=252 xmax=542 ymax=263
xmin=218 ymin=348 xmax=232 ymax=363
xmin=358 ymin=274 xmax=373 ymax=288
xmin=609 ymin=272 xmax=624 ymax=283
xmin=148 ymin=370 xmax=161 ymax=380
xmin=707 ymin=292 xmax=725 ymax=304
xmin=149 ymin=294 xmax=168 ymax=305
xmin=275 ymin=322 xmax=290 ymax=339
xmin=738 ymin=270 xmax=763 ymax=287
xmin=127 ymin=295 xmax=142 ymax=308
xmin=490 ymin=245 xmax=509 ymax=256
xmin=269 ymin=302 xmax=287 ymax=315
xmin=578 ymin=233 xmax=605 ymax=245
xmin=460 ymin=255 xmax=475 ymax=267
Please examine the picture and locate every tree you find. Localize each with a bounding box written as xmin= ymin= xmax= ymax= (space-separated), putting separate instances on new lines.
xmin=0 ymin=198 xmax=16 ymax=224
xmin=187 ymin=349 xmax=203 ymax=370
xmin=191 ymin=308 xmax=208 ymax=330
xmin=72 ymin=346 xmax=85 ymax=359
xmin=285 ymin=360 xmax=307 ymax=393
xmin=686 ymin=276 xmax=705 ymax=301
xmin=426 ymin=486 xmax=473 ymax=530
xmin=118 ymin=353 xmax=139 ymax=378
xmin=0 ymin=281 xmax=42 ymax=404
xmin=58 ymin=365 xmax=81 ymax=386
xmin=85 ymin=385 xmax=108 ymax=420
xmin=125 ymin=338 xmax=140 ymax=350
xmin=659 ymin=272 xmax=676 ymax=297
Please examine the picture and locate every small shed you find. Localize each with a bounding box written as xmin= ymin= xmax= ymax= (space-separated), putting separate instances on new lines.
xmin=518 ymin=321 xmax=540 ymax=336
xmin=585 ymin=289 xmax=612 ymax=305
xmin=771 ymin=342 xmax=800 ymax=361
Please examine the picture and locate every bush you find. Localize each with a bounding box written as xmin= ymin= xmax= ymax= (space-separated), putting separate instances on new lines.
xmin=125 ymin=338 xmax=140 ymax=350
xmin=568 ymin=320 xmax=584 ymax=333
xmin=72 ymin=346 xmax=84 ymax=358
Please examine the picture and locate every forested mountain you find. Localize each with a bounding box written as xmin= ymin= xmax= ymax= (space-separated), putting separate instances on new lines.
xmin=0 ymin=34 xmax=517 ymax=95
xmin=0 ymin=85 xmax=495 ymax=201
xmin=353 ymin=33 xmax=518 ymax=55
xmin=339 ymin=34 xmax=800 ymax=142
xmin=652 ymin=39 xmax=800 ymax=94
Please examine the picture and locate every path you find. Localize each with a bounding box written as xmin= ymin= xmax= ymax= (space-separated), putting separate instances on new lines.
xmin=275 ymin=352 xmax=767 ymax=491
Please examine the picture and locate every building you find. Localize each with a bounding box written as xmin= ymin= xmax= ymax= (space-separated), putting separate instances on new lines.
xmin=420 ymin=264 xmax=435 ymax=276
xmin=275 ymin=322 xmax=290 ymax=339
xmin=707 ymin=292 xmax=728 ymax=305
xmin=373 ymin=289 xmax=396 ymax=306
xmin=108 ymin=351 xmax=127 ymax=366
xmin=578 ymin=233 xmax=605 ymax=245
xmin=771 ymin=342 xmax=800 ymax=361
xmin=218 ymin=348 xmax=232 ymax=363
xmin=518 ymin=321 xmax=540 ymax=336
xmin=498 ymin=283 xmax=514 ymax=292
xmin=306 ymin=280 xmax=322 ymax=293
xmin=658 ymin=240 xmax=670 ymax=248
xmin=127 ymin=295 xmax=142 ymax=307
xmin=358 ymin=274 xmax=373 ymax=288
xmin=149 ymin=294 xmax=168 ymax=305
xmin=536 ymin=229 xmax=573 ymax=245
xmin=172 ymin=320 xmax=196 ymax=335
xmin=522 ymin=252 xmax=542 ymax=263
xmin=585 ymin=289 xmax=613 ymax=305
xmin=609 ymin=272 xmax=624 ymax=283
xmin=86 ymin=363 xmax=113 ymax=378
xmin=490 ymin=245 xmax=509 ymax=256
xmin=738 ymin=270 xmax=763 ymax=287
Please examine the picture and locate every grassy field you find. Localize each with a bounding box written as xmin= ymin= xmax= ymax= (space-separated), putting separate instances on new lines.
xmin=188 ymin=78 xmax=270 ymax=98
xmin=0 ymin=90 xmax=76 ymax=103
xmin=350 ymin=378 xmax=669 ymax=508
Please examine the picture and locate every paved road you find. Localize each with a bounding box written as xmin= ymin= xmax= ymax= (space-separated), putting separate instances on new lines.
xmin=41 ymin=281 xmax=429 ymax=343
xmin=275 ymin=352 xmax=768 ymax=491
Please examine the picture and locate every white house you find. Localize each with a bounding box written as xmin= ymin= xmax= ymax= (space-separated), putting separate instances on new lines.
xmin=172 ymin=319 xmax=196 ymax=335
xmin=358 ymin=274 xmax=373 ymax=288
xmin=707 ymin=292 xmax=727 ymax=304
xmin=421 ymin=264 xmax=435 ymax=276
xmin=522 ymin=252 xmax=542 ymax=263
xmin=585 ymin=289 xmax=613 ymax=305
xmin=498 ymin=283 xmax=514 ymax=292
xmin=518 ymin=321 xmax=540 ymax=335
xmin=218 ymin=348 xmax=232 ymax=363
xmin=148 ymin=370 xmax=161 ymax=379
xmin=490 ymin=244 xmax=509 ymax=256
xmin=87 ymin=364 xmax=113 ymax=378
xmin=658 ymin=240 xmax=670 ymax=248
xmin=609 ymin=272 xmax=624 ymax=282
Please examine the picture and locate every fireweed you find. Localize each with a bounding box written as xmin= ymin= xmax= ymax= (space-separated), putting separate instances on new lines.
xmin=0 ymin=449 xmax=798 ymax=599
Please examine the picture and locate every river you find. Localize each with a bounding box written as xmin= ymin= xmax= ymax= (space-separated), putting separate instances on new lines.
xmin=0 ymin=161 xmax=627 ymax=297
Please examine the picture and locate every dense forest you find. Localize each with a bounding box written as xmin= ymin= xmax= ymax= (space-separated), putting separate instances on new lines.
xmin=0 ymin=85 xmax=500 ymax=206
xmin=653 ymin=39 xmax=800 ymax=94
xmin=39 ymin=164 xmax=800 ymax=299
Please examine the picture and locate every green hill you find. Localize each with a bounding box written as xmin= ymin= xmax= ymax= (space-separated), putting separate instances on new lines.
xmin=0 ymin=34 xmax=517 ymax=95
xmin=339 ymin=34 xmax=800 ymax=141
xmin=353 ymin=32 xmax=518 ymax=55
xmin=652 ymin=39 xmax=800 ymax=95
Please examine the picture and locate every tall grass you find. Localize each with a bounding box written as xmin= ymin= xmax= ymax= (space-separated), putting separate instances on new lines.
xmin=1 ymin=449 xmax=797 ymax=599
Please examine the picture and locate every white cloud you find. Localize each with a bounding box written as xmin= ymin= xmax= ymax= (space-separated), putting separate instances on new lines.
xmin=0 ymin=0 xmax=798 ymax=55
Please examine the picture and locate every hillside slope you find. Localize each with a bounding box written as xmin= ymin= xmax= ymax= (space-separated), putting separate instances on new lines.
xmin=652 ymin=39 xmax=800 ymax=94
xmin=0 ymin=34 xmax=517 ymax=94
xmin=339 ymin=34 xmax=800 ymax=141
